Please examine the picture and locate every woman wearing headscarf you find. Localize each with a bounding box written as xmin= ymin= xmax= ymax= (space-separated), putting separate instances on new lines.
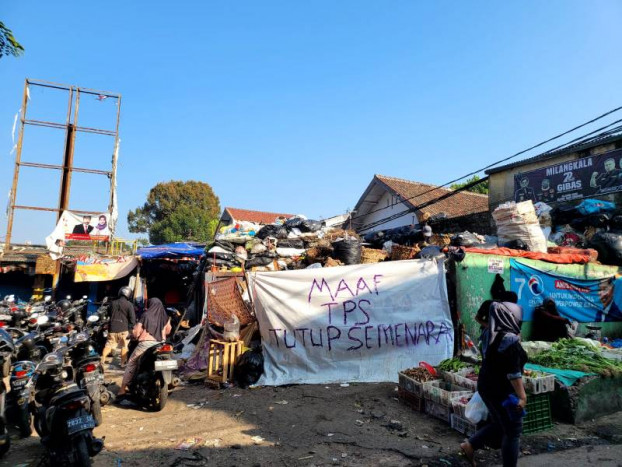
xmin=461 ymin=291 xmax=528 ymax=467
xmin=117 ymin=298 xmax=172 ymax=397
xmin=92 ymin=215 xmax=110 ymax=238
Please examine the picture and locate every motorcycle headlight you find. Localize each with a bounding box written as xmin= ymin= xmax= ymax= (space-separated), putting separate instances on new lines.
xmin=60 ymin=370 xmax=68 ymax=379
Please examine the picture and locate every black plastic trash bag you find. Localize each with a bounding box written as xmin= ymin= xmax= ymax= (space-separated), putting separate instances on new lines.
xmin=277 ymin=238 xmax=305 ymax=249
xmin=300 ymin=219 xmax=323 ymax=232
xmin=503 ymin=239 xmax=529 ymax=251
xmin=332 ymin=239 xmax=361 ymax=265
xmin=245 ymin=254 xmax=277 ymax=268
xmin=588 ymin=231 xmax=622 ymax=266
xmin=212 ymin=240 xmax=236 ymax=252
xmin=551 ymin=205 xmax=581 ymax=226
xmin=284 ymin=217 xmax=304 ymax=230
xmin=206 ymin=252 xmax=236 ymax=261
xmin=363 ymin=230 xmax=386 ymax=247
xmin=256 ymin=224 xmax=288 ymax=240
xmin=234 ymin=348 xmax=264 ymax=389
xmin=611 ymin=215 xmax=622 ymax=231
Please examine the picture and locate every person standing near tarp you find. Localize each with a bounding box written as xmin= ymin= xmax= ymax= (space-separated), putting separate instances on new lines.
xmin=461 ymin=291 xmax=527 ymax=467
xmin=101 ymin=286 xmax=136 ymax=368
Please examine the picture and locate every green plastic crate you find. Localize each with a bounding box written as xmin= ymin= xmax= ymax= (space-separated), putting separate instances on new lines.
xmin=523 ymin=393 xmax=553 ymax=434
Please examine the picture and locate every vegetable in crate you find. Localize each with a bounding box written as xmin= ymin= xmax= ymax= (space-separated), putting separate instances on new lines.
xmin=437 ymin=358 xmax=469 ymax=372
xmin=402 ymin=367 xmax=435 ymax=382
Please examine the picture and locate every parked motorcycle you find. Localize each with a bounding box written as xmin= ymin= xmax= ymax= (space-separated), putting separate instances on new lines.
xmin=0 ymin=328 xmax=14 ymax=457
xmin=126 ymin=341 xmax=178 ymax=411
xmin=68 ymin=326 xmax=110 ymax=426
xmin=31 ymin=351 xmax=104 ymax=466
xmin=7 ymin=360 xmax=36 ymax=437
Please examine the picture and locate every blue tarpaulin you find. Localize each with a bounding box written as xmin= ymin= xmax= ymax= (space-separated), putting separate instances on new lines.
xmin=137 ymin=243 xmax=205 ymax=260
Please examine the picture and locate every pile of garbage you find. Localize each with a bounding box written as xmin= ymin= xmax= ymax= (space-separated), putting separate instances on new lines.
xmin=206 ymin=216 xmax=364 ymax=271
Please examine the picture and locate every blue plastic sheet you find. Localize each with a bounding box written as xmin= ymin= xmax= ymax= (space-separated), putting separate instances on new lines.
xmin=524 ymin=363 xmax=595 ymax=387
xmin=137 ymin=243 xmax=205 ymax=259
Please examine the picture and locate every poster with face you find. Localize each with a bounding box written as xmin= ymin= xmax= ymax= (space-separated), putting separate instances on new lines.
xmin=46 ymin=211 xmax=112 ymax=258
xmin=513 ymin=148 xmax=622 ymax=204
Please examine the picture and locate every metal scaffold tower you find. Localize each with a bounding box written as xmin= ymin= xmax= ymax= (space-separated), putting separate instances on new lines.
xmin=5 ymin=78 xmax=121 ymax=250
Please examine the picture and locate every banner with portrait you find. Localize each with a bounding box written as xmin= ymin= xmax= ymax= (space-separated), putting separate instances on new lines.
xmin=46 ymin=211 xmax=112 ymax=259
xmin=510 ymin=259 xmax=622 ymax=322
xmin=513 ymin=148 xmax=622 ymax=204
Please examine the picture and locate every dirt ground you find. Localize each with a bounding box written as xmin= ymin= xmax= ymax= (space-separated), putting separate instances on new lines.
xmin=1 ymin=367 xmax=621 ymax=467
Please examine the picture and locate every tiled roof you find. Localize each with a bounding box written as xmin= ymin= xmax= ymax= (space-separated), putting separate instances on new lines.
xmin=223 ymin=207 xmax=294 ymax=225
xmin=375 ymin=175 xmax=489 ymax=218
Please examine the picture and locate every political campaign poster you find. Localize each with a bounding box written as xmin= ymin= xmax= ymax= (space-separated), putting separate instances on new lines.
xmin=249 ymin=259 xmax=454 ymax=386
xmin=510 ymin=259 xmax=622 ymax=322
xmin=46 ymin=211 xmax=112 ymax=258
xmin=513 ymin=148 xmax=622 ymax=204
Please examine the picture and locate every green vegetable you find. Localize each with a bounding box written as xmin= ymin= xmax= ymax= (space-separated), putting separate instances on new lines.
xmin=530 ymin=338 xmax=622 ymax=377
xmin=437 ymin=358 xmax=470 ymax=372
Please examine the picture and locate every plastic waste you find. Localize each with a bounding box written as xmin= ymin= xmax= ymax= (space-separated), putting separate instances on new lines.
xmin=332 ymin=239 xmax=361 ymax=265
xmin=223 ymin=315 xmax=240 ymax=342
xmin=465 ymin=392 xmax=488 ymax=423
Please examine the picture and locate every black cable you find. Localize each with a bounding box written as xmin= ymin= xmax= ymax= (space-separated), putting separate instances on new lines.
xmin=356 ymin=123 xmax=622 ymax=232
xmin=350 ymin=106 xmax=622 ymax=224
xmin=358 ymin=176 xmax=489 ymax=232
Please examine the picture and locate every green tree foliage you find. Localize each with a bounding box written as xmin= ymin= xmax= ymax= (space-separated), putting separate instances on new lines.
xmin=450 ymin=175 xmax=489 ymax=194
xmin=128 ymin=181 xmax=220 ymax=244
xmin=0 ymin=22 xmax=24 ymax=59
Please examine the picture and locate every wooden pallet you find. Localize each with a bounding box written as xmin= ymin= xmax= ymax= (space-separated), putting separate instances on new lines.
xmin=206 ymin=339 xmax=244 ymax=386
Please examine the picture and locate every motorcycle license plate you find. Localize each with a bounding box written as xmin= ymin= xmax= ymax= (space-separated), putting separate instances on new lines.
xmin=83 ymin=373 xmax=101 ymax=384
xmin=11 ymin=379 xmax=27 ymax=390
xmin=67 ymin=415 xmax=95 ymax=435
xmin=154 ymin=360 xmax=178 ymax=371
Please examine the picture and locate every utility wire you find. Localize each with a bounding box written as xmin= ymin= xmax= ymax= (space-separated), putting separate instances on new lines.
xmin=356 ymin=120 xmax=622 ymax=232
xmin=358 ymin=175 xmax=488 ymax=232
xmin=351 ymin=105 xmax=622 ymax=224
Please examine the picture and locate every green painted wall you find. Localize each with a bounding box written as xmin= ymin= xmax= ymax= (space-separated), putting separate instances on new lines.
xmin=455 ymin=253 xmax=622 ymax=341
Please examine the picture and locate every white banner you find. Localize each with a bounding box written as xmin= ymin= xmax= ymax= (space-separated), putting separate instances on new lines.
xmin=250 ymin=259 xmax=454 ymax=386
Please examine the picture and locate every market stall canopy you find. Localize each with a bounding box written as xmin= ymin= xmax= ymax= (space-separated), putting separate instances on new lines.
xmin=137 ymin=243 xmax=206 ymax=260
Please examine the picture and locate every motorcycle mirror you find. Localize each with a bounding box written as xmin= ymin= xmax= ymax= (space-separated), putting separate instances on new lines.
xmin=37 ymin=315 xmax=49 ymax=325
xmin=87 ymin=315 xmax=99 ymax=323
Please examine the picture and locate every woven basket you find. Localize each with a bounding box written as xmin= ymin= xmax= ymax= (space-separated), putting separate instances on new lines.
xmin=361 ymin=247 xmax=388 ymax=264
xmin=391 ymin=244 xmax=420 ymax=261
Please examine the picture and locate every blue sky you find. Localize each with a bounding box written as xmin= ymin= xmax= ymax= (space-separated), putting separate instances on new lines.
xmin=2 ymin=1 xmax=622 ymax=243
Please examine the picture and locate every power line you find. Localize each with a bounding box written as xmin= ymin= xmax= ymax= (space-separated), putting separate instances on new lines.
xmin=356 ymin=120 xmax=622 ymax=232
xmin=351 ymin=105 xmax=622 ymax=224
xmin=358 ymin=175 xmax=489 ymax=232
